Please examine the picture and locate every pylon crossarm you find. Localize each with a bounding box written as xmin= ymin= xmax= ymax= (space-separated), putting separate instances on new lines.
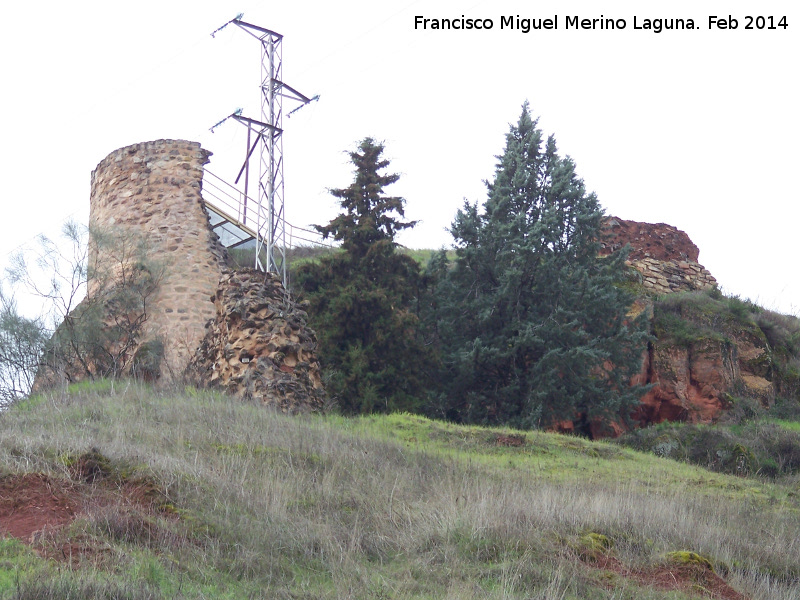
xmin=233 ymin=20 xmax=283 ymax=42
xmin=278 ymin=82 xmax=312 ymax=104
xmin=210 ymin=13 xmax=244 ymax=38
xmin=231 ymin=114 xmax=282 ymax=135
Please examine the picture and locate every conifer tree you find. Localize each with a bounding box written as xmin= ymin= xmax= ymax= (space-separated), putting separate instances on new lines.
xmin=435 ymin=103 xmax=649 ymax=433
xmin=317 ymin=138 xmax=416 ymax=257
xmin=295 ymin=138 xmax=435 ymax=414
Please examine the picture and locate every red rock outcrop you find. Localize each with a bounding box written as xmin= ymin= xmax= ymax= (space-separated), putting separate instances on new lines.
xmin=600 ymin=218 xmax=699 ymax=262
xmin=564 ymin=322 xmax=774 ymax=438
xmin=635 ymin=341 xmax=735 ymax=425
xmin=601 ymin=218 xmax=716 ymax=295
xmin=552 ymin=218 xmax=776 ymax=436
xmin=634 ymin=314 xmax=773 ymax=428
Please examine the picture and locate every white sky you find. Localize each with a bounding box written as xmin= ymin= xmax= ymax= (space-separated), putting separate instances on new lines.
xmin=1 ymin=0 xmax=798 ymax=314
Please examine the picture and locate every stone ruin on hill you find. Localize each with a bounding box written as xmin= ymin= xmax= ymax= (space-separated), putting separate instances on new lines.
xmin=42 ymin=138 xmax=739 ymax=428
xmin=599 ymin=217 xmax=717 ymax=295
xmin=43 ymin=139 xmax=324 ymax=413
xmin=593 ymin=219 xmax=775 ymax=435
xmin=186 ymin=270 xmax=324 ymax=413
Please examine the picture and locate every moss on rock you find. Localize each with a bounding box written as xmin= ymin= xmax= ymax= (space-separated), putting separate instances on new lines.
xmin=664 ymin=550 xmax=714 ymax=571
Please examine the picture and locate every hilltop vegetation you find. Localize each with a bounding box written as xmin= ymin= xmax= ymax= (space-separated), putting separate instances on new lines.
xmin=617 ymin=287 xmax=800 ymax=479
xmin=652 ymin=288 xmax=800 ymax=400
xmin=8 ymin=102 xmax=799 ymax=436
xmin=1 ymin=382 xmax=799 ymax=599
xmin=288 ymin=105 xmax=649 ymax=431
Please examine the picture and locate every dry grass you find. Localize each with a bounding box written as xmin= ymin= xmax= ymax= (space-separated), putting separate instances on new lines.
xmin=1 ymin=382 xmax=799 ymax=598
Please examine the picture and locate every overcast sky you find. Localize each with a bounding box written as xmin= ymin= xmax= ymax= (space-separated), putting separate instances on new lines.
xmin=1 ymin=0 xmax=797 ymax=314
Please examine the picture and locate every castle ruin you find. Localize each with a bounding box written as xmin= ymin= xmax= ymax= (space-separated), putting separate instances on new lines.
xmin=49 ymin=139 xmax=718 ymax=417
xmin=78 ymin=139 xmax=324 ymax=412
xmin=600 ymin=217 xmax=717 ymax=294
xmin=90 ymin=140 xmax=226 ymax=374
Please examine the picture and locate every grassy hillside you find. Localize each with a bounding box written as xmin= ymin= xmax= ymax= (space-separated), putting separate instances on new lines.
xmin=1 ymin=383 xmax=799 ymax=599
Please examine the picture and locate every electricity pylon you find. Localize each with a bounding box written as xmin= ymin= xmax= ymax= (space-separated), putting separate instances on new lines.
xmin=212 ymin=16 xmax=317 ymax=284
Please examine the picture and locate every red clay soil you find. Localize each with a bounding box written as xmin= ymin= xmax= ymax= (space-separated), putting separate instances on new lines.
xmin=1 ymin=462 xmax=172 ymax=567
xmin=591 ymin=554 xmax=749 ymax=600
xmin=0 ymin=471 xmax=750 ymax=598
xmin=0 ymin=473 xmax=79 ymax=541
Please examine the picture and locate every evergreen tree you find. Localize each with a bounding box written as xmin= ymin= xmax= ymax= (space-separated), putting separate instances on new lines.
xmin=435 ymin=103 xmax=649 ymax=432
xmin=295 ymin=138 xmax=435 ymax=414
xmin=317 ymin=139 xmax=416 ymax=257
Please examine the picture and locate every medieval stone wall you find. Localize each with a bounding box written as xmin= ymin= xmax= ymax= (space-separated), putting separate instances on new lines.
xmin=628 ymin=257 xmax=717 ymax=294
xmin=601 ymin=217 xmax=717 ymax=294
xmin=187 ymin=270 xmax=325 ymax=413
xmin=89 ymin=140 xmax=228 ymax=376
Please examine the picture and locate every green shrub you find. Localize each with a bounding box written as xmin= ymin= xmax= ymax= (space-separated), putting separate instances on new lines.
xmin=653 ymin=311 xmax=719 ymax=347
xmin=724 ymin=295 xmax=760 ymax=322
xmin=721 ymin=395 xmax=766 ymax=424
xmin=755 ymin=311 xmax=800 ymax=356
xmin=130 ymin=339 xmax=164 ymax=382
xmin=770 ymin=397 xmax=800 ymax=421
xmin=617 ymin=420 xmax=800 ymax=479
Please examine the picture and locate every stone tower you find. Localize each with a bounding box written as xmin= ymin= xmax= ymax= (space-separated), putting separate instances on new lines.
xmin=83 ymin=139 xmax=324 ymax=412
xmin=89 ymin=139 xmax=227 ymax=377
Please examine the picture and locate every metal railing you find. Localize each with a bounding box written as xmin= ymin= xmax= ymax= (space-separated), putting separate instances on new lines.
xmin=203 ymin=170 xmax=254 ymax=230
xmin=202 ymin=170 xmax=335 ymax=251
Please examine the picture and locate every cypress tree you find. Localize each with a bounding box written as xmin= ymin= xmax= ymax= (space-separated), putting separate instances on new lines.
xmin=295 ymin=138 xmax=435 ymax=414
xmin=435 ymin=103 xmax=649 ymax=432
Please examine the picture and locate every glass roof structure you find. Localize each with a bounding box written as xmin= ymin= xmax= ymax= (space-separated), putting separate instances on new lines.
xmin=204 ymin=202 xmax=257 ymax=249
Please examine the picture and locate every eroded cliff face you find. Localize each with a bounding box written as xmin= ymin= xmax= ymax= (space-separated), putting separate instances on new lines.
xmin=639 ymin=342 xmax=734 ymax=423
xmin=636 ymin=330 xmax=772 ymax=426
xmin=530 ymin=307 xmax=776 ymax=437
xmin=634 ymin=291 xmax=777 ymax=426
xmin=559 ymin=218 xmax=784 ymax=437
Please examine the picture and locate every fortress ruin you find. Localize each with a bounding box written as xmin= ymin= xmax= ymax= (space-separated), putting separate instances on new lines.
xmin=89 ymin=140 xmax=225 ymax=374
xmin=44 ymin=139 xmax=718 ymax=416
xmin=600 ymin=217 xmax=717 ymax=294
xmin=75 ymin=139 xmax=323 ymax=412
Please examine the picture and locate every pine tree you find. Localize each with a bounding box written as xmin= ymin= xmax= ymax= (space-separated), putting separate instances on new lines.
xmin=295 ymin=138 xmax=435 ymax=414
xmin=317 ymin=138 xmax=416 ymax=257
xmin=435 ymin=103 xmax=649 ymax=433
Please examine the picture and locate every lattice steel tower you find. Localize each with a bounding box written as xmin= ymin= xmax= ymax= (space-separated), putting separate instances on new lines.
xmin=213 ymin=17 xmax=314 ymax=283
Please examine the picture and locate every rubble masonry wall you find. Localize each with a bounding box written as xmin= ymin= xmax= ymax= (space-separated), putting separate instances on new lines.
xmin=89 ymin=139 xmax=227 ymax=377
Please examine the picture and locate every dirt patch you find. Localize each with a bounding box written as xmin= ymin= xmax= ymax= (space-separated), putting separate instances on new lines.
xmin=590 ymin=554 xmax=749 ymax=600
xmin=495 ymin=434 xmax=527 ymax=447
xmin=0 ymin=452 xmax=177 ymax=565
xmin=0 ymin=474 xmax=79 ymax=541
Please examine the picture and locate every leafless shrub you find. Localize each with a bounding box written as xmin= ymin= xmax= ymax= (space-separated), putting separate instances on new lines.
xmin=4 ymin=222 xmax=165 ymax=391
